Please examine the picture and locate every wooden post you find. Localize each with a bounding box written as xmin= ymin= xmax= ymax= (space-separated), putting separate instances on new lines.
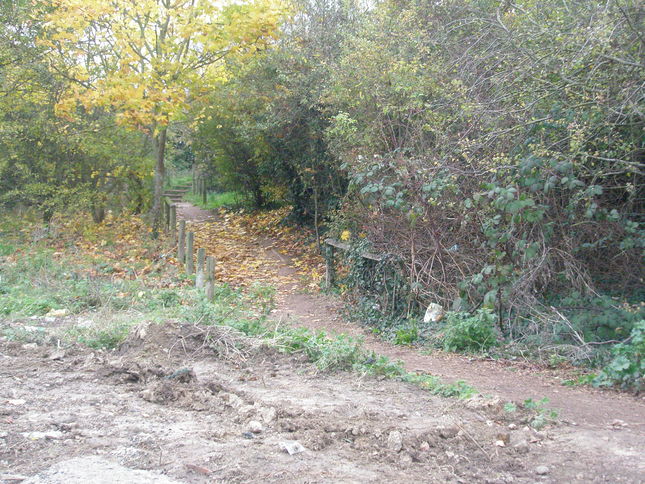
xmin=166 ymin=199 xmax=172 ymax=231
xmin=325 ymin=244 xmax=336 ymax=288
xmin=186 ymin=231 xmax=194 ymax=274
xmin=177 ymin=220 xmax=186 ymax=262
xmin=202 ymin=178 xmax=207 ymax=205
xmin=169 ymin=204 xmax=177 ymax=242
xmin=162 ymin=199 xmax=169 ymax=231
xmin=206 ymin=255 xmax=215 ymax=300
xmin=196 ymin=248 xmax=206 ymax=288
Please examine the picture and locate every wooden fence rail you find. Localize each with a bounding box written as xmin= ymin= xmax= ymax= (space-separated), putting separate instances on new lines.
xmin=323 ymin=238 xmax=384 ymax=288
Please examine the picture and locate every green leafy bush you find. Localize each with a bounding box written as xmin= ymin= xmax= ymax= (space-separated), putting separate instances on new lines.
xmin=394 ymin=324 xmax=419 ymax=345
xmin=594 ymin=320 xmax=644 ymax=391
xmin=439 ymin=309 xmax=499 ymax=353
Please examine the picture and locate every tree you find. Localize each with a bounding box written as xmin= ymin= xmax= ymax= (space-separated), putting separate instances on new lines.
xmin=192 ymin=0 xmax=363 ymax=227
xmin=40 ymin=0 xmax=284 ymax=232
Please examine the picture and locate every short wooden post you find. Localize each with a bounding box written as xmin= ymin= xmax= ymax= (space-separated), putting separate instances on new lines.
xmin=206 ymin=255 xmax=215 ymax=300
xmin=186 ymin=231 xmax=194 ymax=274
xmin=162 ymin=200 xmax=168 ymax=231
xmin=177 ymin=220 xmax=186 ymax=262
xmin=169 ymin=204 xmax=177 ymax=242
xmin=196 ymin=248 xmax=206 ymax=288
xmin=164 ymin=198 xmax=170 ymax=231
xmin=325 ymin=244 xmax=336 ymax=288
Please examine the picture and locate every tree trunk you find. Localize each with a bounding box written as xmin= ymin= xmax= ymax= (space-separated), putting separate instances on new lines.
xmin=92 ymin=203 xmax=106 ymax=224
xmin=151 ymin=127 xmax=168 ymax=237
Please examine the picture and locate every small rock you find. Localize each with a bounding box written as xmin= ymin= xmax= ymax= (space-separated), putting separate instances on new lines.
xmin=86 ymin=437 xmax=110 ymax=449
xmin=248 ymin=420 xmax=264 ymax=434
xmin=221 ymin=393 xmax=244 ymax=409
xmin=0 ymin=431 xmax=8 ymax=438
xmin=185 ymin=463 xmax=211 ymax=475
xmin=140 ymin=389 xmax=155 ymax=402
xmin=259 ymin=406 xmax=277 ymax=423
xmin=387 ymin=430 xmax=403 ymax=452
xmin=508 ymin=423 xmax=517 ymax=430
xmin=466 ymin=397 xmax=503 ymax=411
xmin=610 ymin=419 xmax=628 ymax=428
xmin=7 ymin=399 xmax=26 ymax=406
xmin=399 ymin=452 xmax=413 ymax=466
xmin=48 ymin=349 xmax=66 ymax=361
xmin=22 ymin=430 xmax=64 ymax=440
xmin=241 ymin=432 xmax=254 ymax=439
xmin=0 ymin=475 xmax=28 ymax=483
xmin=423 ymin=303 xmax=444 ymax=323
xmin=419 ymin=441 xmax=430 ymax=451
xmin=513 ymin=441 xmax=530 ymax=454
xmin=437 ymin=425 xmax=459 ymax=439
xmin=279 ymin=440 xmax=306 ymax=455
xmin=21 ymin=343 xmax=38 ymax=350
xmin=535 ymin=466 xmax=549 ymax=475
xmin=46 ymin=308 xmax=69 ymax=318
xmin=238 ymin=405 xmax=255 ymax=416
xmin=496 ymin=433 xmax=510 ymax=446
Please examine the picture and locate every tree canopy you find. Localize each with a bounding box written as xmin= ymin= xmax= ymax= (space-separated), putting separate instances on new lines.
xmin=39 ymin=0 xmax=285 ymax=230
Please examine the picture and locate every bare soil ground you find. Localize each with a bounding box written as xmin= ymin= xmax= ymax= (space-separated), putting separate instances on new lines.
xmin=1 ymin=320 xmax=643 ymax=483
xmin=1 ymin=202 xmax=643 ymax=483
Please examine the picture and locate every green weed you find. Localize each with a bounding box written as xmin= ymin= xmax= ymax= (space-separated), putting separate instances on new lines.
xmin=523 ymin=397 xmax=559 ymax=429
xmin=504 ymin=402 xmax=518 ymax=413
xmin=562 ymin=373 xmax=597 ymax=387
xmin=394 ymin=324 xmax=419 ymax=345
xmin=403 ymin=373 xmax=477 ymax=399
xmin=439 ymin=309 xmax=498 ymax=353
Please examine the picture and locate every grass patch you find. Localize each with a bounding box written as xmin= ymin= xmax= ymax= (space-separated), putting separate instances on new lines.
xmin=167 ymin=174 xmax=193 ymax=188
xmin=0 ymin=248 xmax=187 ymax=317
xmin=185 ymin=191 xmax=246 ymax=210
xmin=65 ymin=320 xmax=131 ymax=349
xmin=0 ymin=242 xmax=15 ymax=256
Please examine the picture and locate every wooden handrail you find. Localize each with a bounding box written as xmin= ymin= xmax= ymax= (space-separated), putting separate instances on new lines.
xmin=324 ymin=238 xmax=383 ymax=261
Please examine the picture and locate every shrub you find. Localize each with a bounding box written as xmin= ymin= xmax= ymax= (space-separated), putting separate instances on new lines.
xmin=394 ymin=324 xmax=419 ymax=345
xmin=439 ymin=309 xmax=499 ymax=353
xmin=594 ymin=320 xmax=644 ymax=391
